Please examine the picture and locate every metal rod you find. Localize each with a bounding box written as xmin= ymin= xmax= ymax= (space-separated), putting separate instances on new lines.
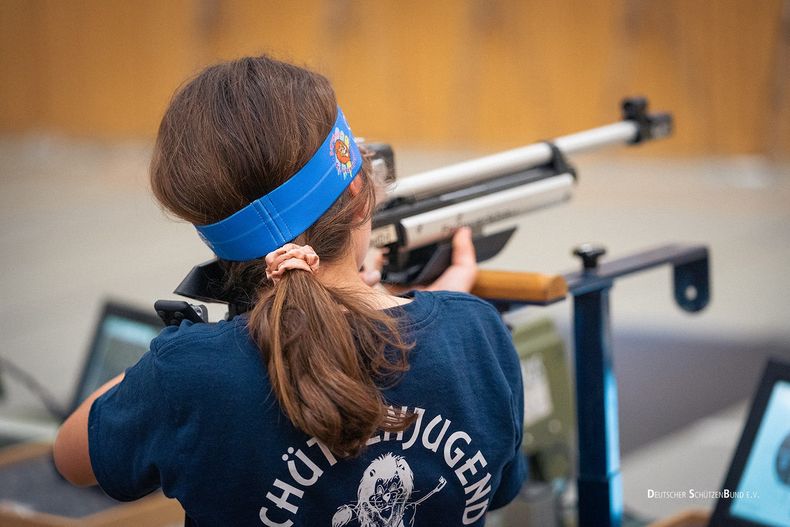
xmin=399 ymin=174 xmax=574 ymax=249
xmin=390 ymin=121 xmax=638 ymax=199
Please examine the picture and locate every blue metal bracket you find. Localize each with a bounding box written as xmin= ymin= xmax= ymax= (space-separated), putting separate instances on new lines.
xmin=481 ymin=243 xmax=710 ymax=525
xmin=564 ymin=244 xmax=710 ymax=312
xmin=566 ymin=243 xmax=710 ymax=527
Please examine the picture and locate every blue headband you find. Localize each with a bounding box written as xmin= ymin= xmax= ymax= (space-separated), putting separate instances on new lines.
xmin=195 ymin=108 xmax=362 ymax=261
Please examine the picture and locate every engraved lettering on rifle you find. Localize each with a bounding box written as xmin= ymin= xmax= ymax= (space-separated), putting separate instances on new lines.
xmin=370 ymin=225 xmax=398 ymax=247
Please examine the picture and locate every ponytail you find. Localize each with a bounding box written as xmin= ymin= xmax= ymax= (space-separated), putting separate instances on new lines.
xmin=249 ymin=269 xmax=415 ymax=458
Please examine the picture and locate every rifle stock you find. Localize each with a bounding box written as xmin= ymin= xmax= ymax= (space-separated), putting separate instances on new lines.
xmin=471 ymin=270 xmax=568 ymax=304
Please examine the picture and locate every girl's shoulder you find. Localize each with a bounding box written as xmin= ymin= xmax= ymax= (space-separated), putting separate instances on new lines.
xmin=142 ymin=317 xmax=266 ymax=407
xmin=398 ymin=290 xmax=508 ymax=344
xmin=410 ymin=289 xmax=501 ymax=322
xmin=146 ymin=318 xmax=259 ymax=385
xmin=150 ymin=318 xmax=245 ymax=356
xmin=428 ymin=289 xmax=498 ymax=311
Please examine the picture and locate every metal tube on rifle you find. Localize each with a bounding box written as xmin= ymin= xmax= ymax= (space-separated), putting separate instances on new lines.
xmin=390 ymin=121 xmax=639 ymax=200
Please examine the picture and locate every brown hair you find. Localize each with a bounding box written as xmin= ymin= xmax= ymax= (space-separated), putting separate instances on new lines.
xmin=150 ymin=55 xmax=414 ymax=458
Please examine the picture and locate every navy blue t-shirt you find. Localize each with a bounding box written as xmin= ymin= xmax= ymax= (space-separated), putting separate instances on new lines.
xmin=88 ymin=290 xmax=525 ymax=526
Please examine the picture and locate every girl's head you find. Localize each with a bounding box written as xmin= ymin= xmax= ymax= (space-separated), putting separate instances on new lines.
xmin=150 ymin=55 xmax=414 ymax=458
xmin=150 ymin=55 xmax=374 ymax=269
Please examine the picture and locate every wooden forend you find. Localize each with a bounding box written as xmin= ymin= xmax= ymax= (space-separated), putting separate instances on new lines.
xmin=472 ymin=270 xmax=568 ymax=304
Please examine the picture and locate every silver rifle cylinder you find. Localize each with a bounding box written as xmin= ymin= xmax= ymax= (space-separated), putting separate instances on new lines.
xmin=397 ymin=173 xmax=575 ymax=250
xmin=390 ymin=120 xmax=638 ymax=199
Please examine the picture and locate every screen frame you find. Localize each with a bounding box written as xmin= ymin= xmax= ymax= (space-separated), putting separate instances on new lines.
xmin=709 ymin=358 xmax=790 ymax=527
xmin=68 ymin=300 xmax=163 ymax=414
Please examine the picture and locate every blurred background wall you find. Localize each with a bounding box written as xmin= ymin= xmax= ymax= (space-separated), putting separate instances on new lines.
xmin=1 ymin=0 xmax=788 ymax=156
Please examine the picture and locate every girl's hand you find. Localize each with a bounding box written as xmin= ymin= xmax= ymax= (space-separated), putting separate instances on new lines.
xmin=421 ymin=227 xmax=477 ymax=293
xmin=360 ymin=248 xmax=384 ymax=287
xmin=360 ymin=227 xmax=478 ymax=293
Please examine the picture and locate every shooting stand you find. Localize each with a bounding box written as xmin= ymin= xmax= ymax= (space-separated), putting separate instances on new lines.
xmin=473 ymin=243 xmax=711 ymax=527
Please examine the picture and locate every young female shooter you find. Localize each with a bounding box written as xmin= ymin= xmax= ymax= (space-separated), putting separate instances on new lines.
xmin=54 ymin=55 xmax=525 ymax=527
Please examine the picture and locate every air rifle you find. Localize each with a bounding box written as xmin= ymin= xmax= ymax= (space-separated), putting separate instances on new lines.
xmin=166 ymin=97 xmax=671 ymax=318
xmin=371 ymin=97 xmax=671 ymax=285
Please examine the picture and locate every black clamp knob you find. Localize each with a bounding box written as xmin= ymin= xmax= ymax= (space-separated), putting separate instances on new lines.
xmin=573 ymin=244 xmax=607 ymax=271
xmin=622 ymin=97 xmax=673 ymax=144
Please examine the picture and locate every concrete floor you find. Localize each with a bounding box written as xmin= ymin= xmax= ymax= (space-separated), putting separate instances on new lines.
xmin=0 ymin=136 xmax=789 ymax=519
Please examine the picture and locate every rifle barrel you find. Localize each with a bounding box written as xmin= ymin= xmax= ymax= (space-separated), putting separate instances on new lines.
xmin=390 ymin=120 xmax=638 ymax=199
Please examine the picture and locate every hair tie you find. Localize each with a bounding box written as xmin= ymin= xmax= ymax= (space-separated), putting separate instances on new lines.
xmin=265 ymin=243 xmax=320 ymax=284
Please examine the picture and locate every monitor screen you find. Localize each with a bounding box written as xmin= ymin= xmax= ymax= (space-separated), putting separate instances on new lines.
xmin=730 ymin=380 xmax=790 ymax=527
xmin=72 ymin=311 xmax=162 ymax=407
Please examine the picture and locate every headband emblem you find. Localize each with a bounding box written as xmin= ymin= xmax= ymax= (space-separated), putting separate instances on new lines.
xmin=330 ymin=127 xmax=354 ymax=179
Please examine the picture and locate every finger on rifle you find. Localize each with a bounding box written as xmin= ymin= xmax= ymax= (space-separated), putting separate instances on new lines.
xmin=452 ymin=227 xmax=476 ymax=267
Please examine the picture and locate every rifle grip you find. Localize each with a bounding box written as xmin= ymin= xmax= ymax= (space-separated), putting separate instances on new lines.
xmin=472 ymin=270 xmax=568 ymax=303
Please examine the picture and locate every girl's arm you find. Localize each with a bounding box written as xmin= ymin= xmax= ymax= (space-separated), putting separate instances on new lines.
xmin=53 ymin=373 xmax=124 ymax=486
